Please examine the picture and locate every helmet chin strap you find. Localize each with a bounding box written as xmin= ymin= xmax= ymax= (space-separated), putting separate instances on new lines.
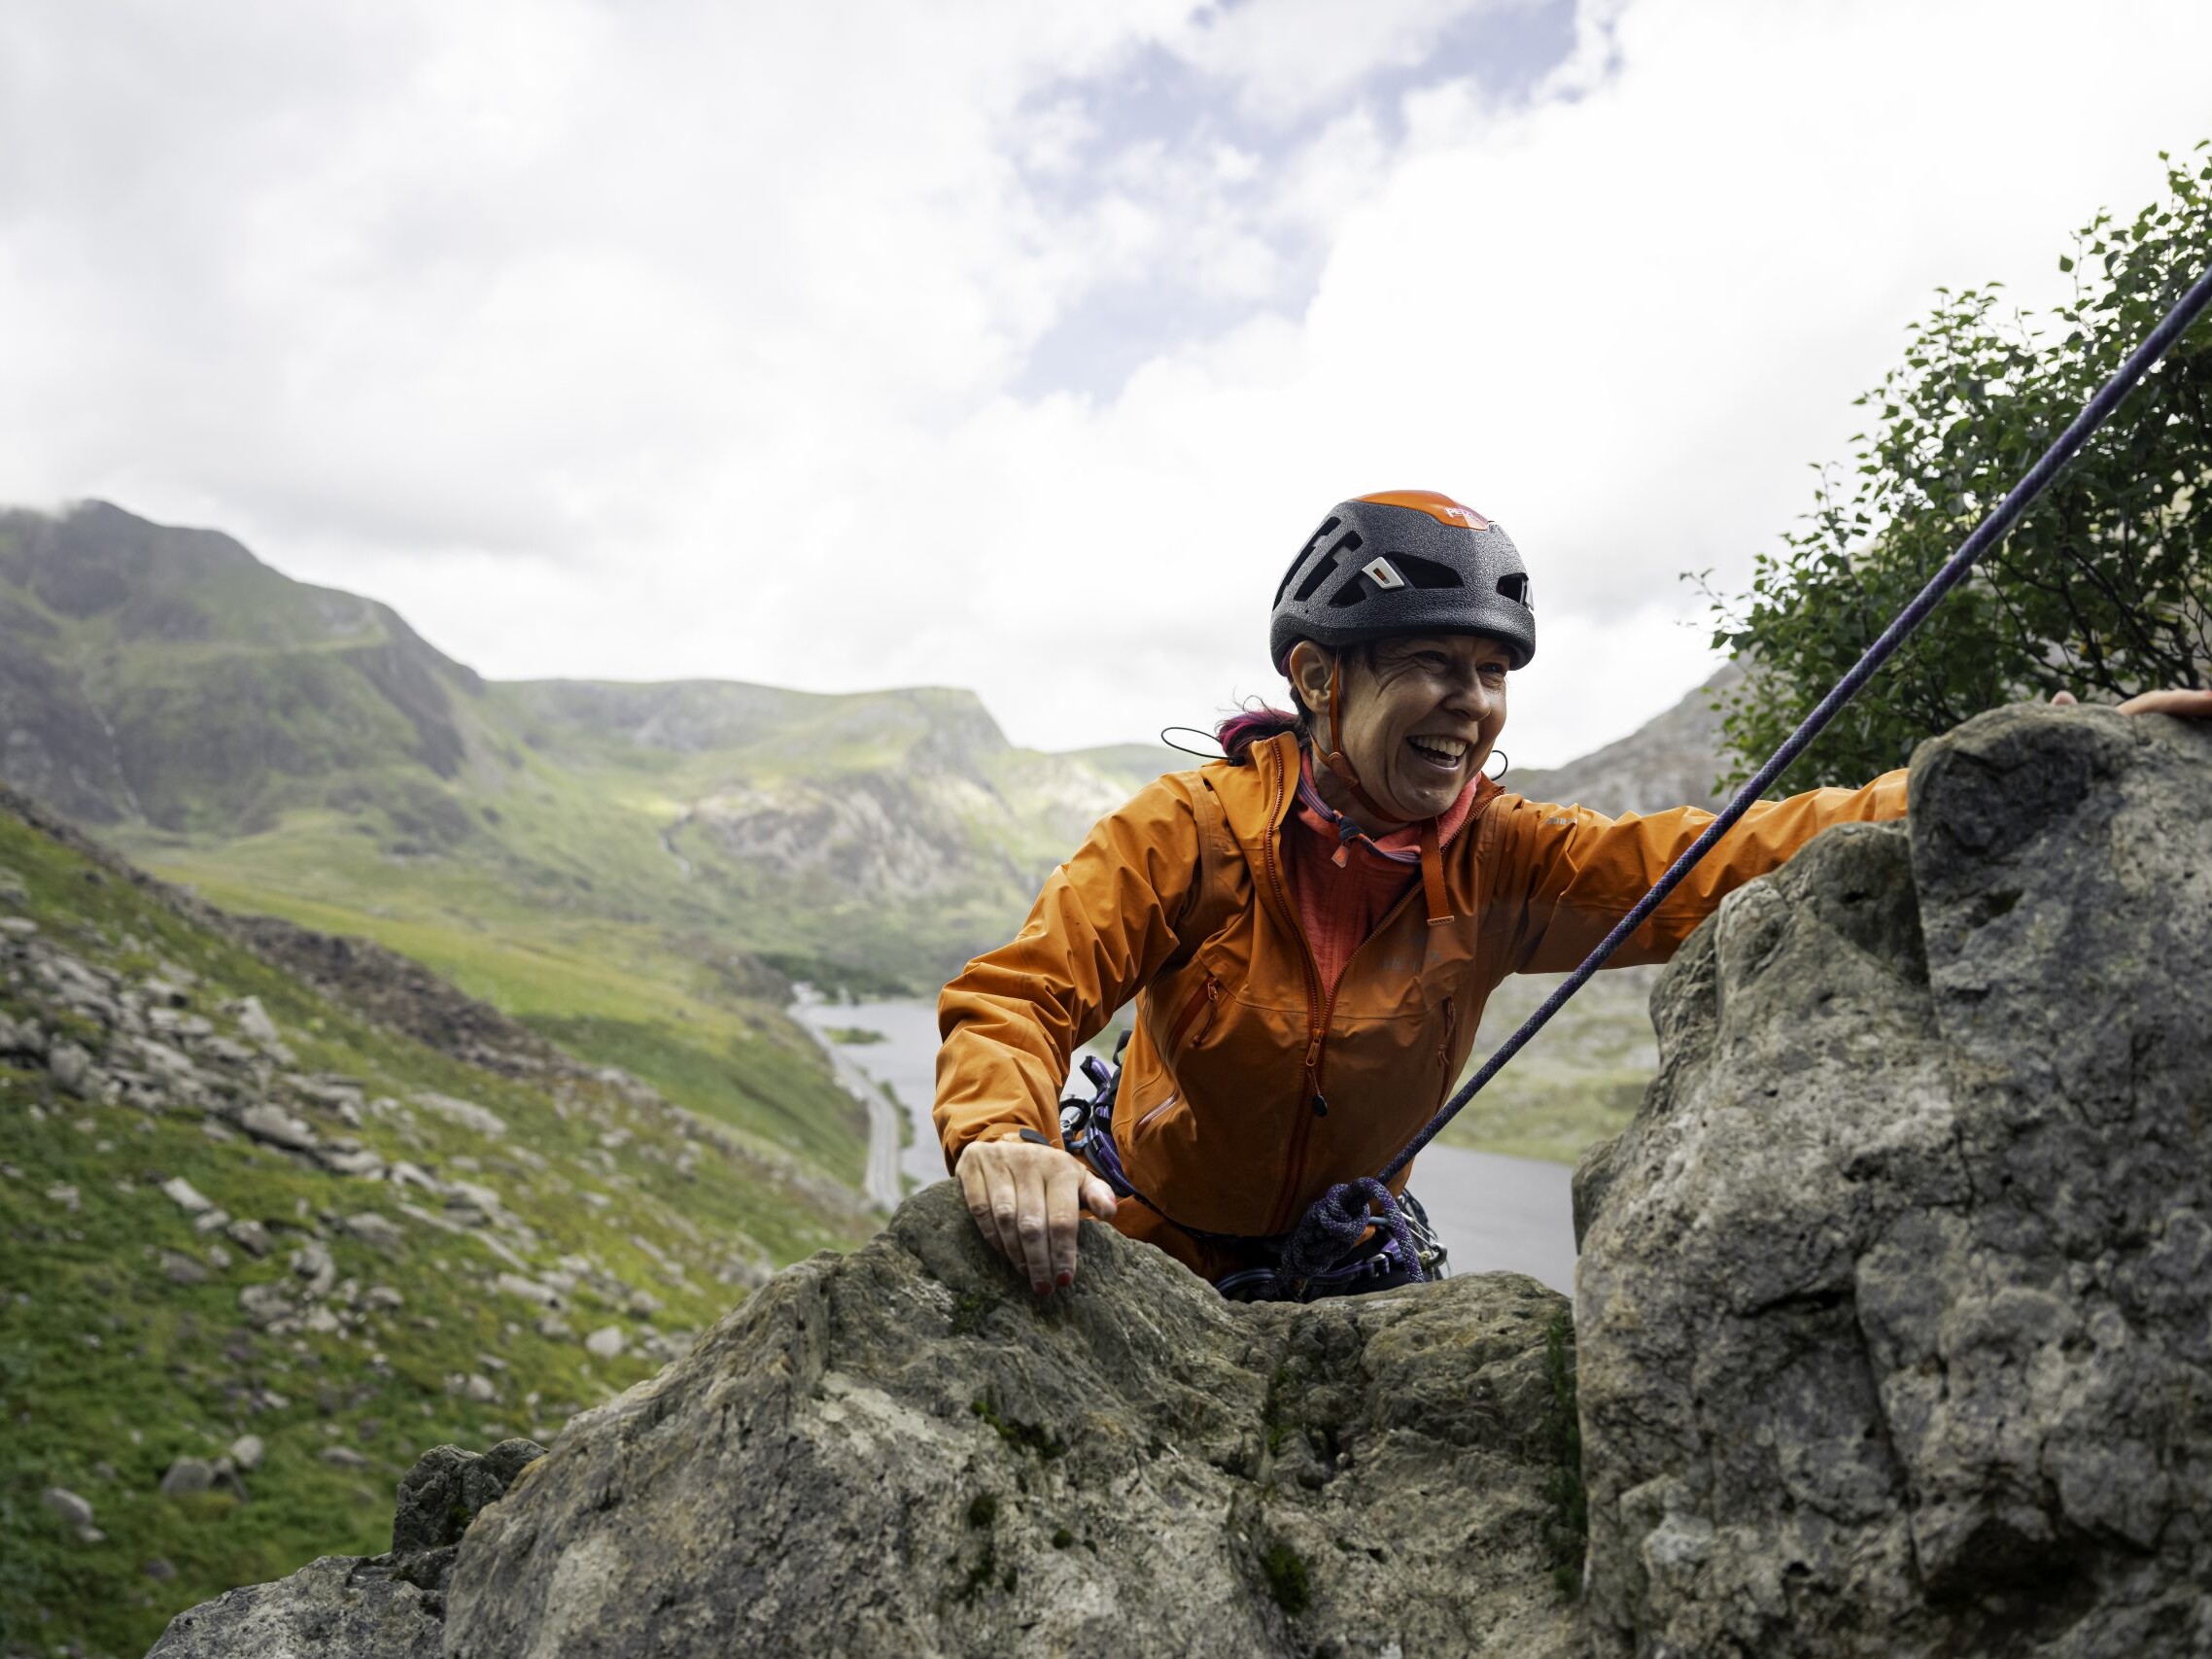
xmin=1315 ymin=658 xmax=1455 ymax=927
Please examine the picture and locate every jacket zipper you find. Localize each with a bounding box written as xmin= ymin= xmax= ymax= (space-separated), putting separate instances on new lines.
xmin=1259 ymin=747 xmax=1324 ymax=1235
xmin=1436 ymin=996 xmax=1457 ymax=1070
xmin=1257 ymin=743 xmax=1433 ymax=1236
xmin=1133 ymin=1093 xmax=1180 ymax=1133
xmin=1264 ymin=881 xmax=1425 ymax=1234
xmin=1166 ymin=973 xmax=1223 ymax=1053
xmin=1256 ymin=735 xmax=1503 ymax=1235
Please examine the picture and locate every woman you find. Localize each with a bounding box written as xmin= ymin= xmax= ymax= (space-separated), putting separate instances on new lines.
xmin=934 ymin=488 xmax=2208 ymax=1300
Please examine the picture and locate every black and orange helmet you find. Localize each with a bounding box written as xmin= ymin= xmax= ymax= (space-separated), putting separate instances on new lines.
xmin=1269 ymin=489 xmax=1535 ymax=670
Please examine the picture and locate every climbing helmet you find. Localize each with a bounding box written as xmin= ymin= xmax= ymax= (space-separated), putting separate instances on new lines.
xmin=1268 ymin=489 xmax=1535 ymax=671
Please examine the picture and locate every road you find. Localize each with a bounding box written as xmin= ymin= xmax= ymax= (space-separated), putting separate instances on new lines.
xmin=793 ymin=1003 xmax=905 ymax=1211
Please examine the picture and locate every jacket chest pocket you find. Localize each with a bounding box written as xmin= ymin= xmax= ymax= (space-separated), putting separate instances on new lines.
xmin=1165 ymin=971 xmax=1224 ymax=1054
xmin=1129 ymin=972 xmax=1222 ymax=1140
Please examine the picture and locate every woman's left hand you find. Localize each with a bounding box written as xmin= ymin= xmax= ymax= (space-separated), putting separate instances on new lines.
xmin=2052 ymin=688 xmax=2212 ymax=718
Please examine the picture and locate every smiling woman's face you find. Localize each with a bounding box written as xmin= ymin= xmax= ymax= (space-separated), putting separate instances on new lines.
xmin=1288 ymin=633 xmax=1511 ymax=826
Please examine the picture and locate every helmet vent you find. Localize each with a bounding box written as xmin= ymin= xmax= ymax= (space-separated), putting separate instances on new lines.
xmin=1496 ymin=573 xmax=1532 ymax=607
xmin=1327 ymin=570 xmax=1377 ymax=607
xmin=1293 ymin=531 xmax=1363 ymax=604
xmin=1274 ymin=517 xmax=1340 ymax=606
xmin=1391 ymin=553 xmax=1465 ymax=591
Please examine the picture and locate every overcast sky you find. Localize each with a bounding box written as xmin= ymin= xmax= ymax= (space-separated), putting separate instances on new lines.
xmin=4 ymin=1 xmax=2209 ymax=766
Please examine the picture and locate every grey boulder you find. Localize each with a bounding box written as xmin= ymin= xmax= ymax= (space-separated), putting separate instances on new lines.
xmin=444 ymin=1181 xmax=1580 ymax=1658
xmin=1575 ymin=704 xmax=2212 ymax=1656
xmin=146 ymin=1438 xmax=544 ymax=1656
xmin=145 ymin=1555 xmax=442 ymax=1659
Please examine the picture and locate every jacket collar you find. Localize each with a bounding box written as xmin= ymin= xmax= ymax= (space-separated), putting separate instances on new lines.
xmin=1207 ymin=732 xmax=1501 ymax=855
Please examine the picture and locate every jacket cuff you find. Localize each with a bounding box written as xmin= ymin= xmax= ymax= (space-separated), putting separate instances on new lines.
xmin=943 ymin=1115 xmax=1058 ymax=1173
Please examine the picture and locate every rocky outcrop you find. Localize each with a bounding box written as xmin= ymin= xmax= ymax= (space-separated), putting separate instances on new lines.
xmin=147 ymin=1181 xmax=1580 ymax=1657
xmin=146 ymin=1439 xmax=543 ymax=1657
xmin=228 ymin=912 xmax=572 ymax=1078
xmin=452 ymin=1182 xmax=1578 ymax=1656
xmin=143 ymin=1556 xmax=444 ymax=1659
xmin=1573 ymin=704 xmax=2212 ymax=1655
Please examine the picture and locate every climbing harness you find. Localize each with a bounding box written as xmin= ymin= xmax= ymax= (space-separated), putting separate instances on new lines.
xmin=1258 ymin=255 xmax=2212 ymax=1294
xmin=1056 ymin=1045 xmax=1449 ymax=1300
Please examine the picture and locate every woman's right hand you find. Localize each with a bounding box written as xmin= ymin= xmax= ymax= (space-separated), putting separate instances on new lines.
xmin=954 ymin=1135 xmax=1118 ymax=1296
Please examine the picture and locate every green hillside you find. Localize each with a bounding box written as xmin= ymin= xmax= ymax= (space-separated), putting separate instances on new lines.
xmin=0 ymin=787 xmax=874 ymax=1658
xmin=1436 ymin=963 xmax=1662 ymax=1166
xmin=0 ymin=502 xmax=1176 ymax=1191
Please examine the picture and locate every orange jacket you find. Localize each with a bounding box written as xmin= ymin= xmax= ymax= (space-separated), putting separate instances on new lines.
xmin=935 ymin=731 xmax=1907 ymax=1276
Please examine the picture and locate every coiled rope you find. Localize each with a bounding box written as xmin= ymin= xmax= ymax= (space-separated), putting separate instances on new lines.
xmin=1277 ymin=255 xmax=2212 ymax=1292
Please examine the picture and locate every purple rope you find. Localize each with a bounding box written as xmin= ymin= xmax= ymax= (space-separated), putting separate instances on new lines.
xmin=1275 ymin=1177 xmax=1425 ymax=1291
xmin=1357 ymin=257 xmax=2212 ymax=1191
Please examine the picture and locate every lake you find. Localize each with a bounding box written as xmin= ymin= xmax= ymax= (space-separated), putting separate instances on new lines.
xmin=794 ymin=996 xmax=1578 ymax=1296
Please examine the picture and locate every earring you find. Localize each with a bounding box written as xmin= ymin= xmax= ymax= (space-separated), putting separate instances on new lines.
xmin=1483 ymin=749 xmax=1509 ymax=780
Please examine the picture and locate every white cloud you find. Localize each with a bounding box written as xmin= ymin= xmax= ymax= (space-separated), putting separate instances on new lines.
xmin=1165 ymin=0 xmax=1507 ymax=125
xmin=2 ymin=0 xmax=2208 ymax=773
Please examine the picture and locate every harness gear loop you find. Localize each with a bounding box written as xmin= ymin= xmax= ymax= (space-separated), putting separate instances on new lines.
xmin=1056 ymin=1056 xmax=1445 ymax=1301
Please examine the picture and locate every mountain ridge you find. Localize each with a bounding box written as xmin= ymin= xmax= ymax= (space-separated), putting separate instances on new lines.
xmin=0 ymin=501 xmax=1187 ymax=1186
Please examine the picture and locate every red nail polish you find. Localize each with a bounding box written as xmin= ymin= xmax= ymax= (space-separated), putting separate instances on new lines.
xmin=1056 ymin=1272 xmax=1072 ymax=1288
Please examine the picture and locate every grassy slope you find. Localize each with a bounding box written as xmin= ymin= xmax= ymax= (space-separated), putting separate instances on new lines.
xmin=2 ymin=504 xmax=1191 ymax=1196
xmin=113 ymin=693 xmax=1168 ymax=1184
xmin=0 ymin=806 xmax=872 ymax=1659
xmin=1434 ymin=964 xmax=1661 ymax=1166
xmin=128 ymin=766 xmax=875 ymax=1185
xmin=3 ymin=508 xmax=876 ymax=1187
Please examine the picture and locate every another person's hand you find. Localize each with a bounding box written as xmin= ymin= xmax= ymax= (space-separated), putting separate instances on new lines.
xmin=2052 ymin=687 xmax=2212 ymax=718
xmin=955 ymin=1135 xmax=1118 ymax=1296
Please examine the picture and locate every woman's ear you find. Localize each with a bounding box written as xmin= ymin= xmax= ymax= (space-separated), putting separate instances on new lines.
xmin=1286 ymin=640 xmax=1332 ymax=714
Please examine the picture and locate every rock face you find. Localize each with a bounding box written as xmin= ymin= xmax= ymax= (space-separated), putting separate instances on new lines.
xmin=143 ymin=1188 xmax=1578 ymax=1657
xmin=444 ymin=1182 xmax=1578 ymax=1657
xmin=1573 ymin=705 xmax=2212 ymax=1655
xmin=142 ymin=1555 xmax=445 ymax=1659
xmin=146 ymin=1439 xmax=544 ymax=1657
